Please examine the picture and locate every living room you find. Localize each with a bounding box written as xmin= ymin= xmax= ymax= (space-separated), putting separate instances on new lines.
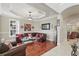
xmin=1 ymin=1 xmax=79 ymax=59
xmin=1 ymin=3 xmax=79 ymax=56
xmin=0 ymin=3 xmax=58 ymax=56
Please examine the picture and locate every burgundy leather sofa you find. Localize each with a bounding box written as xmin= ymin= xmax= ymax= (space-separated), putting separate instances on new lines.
xmin=16 ymin=33 xmax=47 ymax=43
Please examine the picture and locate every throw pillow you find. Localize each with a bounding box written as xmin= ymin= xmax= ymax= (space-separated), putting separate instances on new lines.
xmin=4 ymin=40 xmax=13 ymax=49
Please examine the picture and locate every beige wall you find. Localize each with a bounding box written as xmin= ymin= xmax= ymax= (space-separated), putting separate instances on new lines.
xmin=19 ymin=17 xmax=57 ymax=41
xmin=0 ymin=16 xmax=14 ymax=42
xmin=0 ymin=16 xmax=1 ymax=43
xmin=0 ymin=15 xmax=57 ymax=42
xmin=37 ymin=17 xmax=57 ymax=41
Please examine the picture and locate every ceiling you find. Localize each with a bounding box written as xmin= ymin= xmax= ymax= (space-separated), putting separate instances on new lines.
xmin=0 ymin=3 xmax=58 ymax=20
xmin=1 ymin=3 xmax=79 ymax=22
xmin=46 ymin=3 xmax=78 ymax=13
xmin=62 ymin=5 xmax=79 ymax=19
xmin=45 ymin=3 xmax=79 ymax=19
xmin=45 ymin=3 xmax=79 ymax=25
xmin=62 ymin=5 xmax=79 ymax=25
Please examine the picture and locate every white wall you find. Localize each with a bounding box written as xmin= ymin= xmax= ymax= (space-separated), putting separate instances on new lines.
xmin=60 ymin=19 xmax=67 ymax=43
xmin=55 ymin=15 xmax=67 ymax=45
xmin=19 ymin=16 xmax=57 ymax=41
xmin=0 ymin=15 xmax=57 ymax=42
xmin=0 ymin=16 xmax=36 ymax=42
xmin=32 ymin=17 xmax=57 ymax=41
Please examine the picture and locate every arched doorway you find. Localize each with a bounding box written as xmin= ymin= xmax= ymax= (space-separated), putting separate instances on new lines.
xmin=61 ymin=5 xmax=79 ymax=41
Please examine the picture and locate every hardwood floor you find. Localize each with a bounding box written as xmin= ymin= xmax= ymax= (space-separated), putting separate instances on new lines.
xmin=26 ymin=40 xmax=56 ymax=56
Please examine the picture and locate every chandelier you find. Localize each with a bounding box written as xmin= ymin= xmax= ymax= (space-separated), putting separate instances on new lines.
xmin=28 ymin=11 xmax=33 ymax=20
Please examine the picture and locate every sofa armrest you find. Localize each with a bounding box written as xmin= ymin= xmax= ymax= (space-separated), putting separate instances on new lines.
xmin=0 ymin=44 xmax=27 ymax=56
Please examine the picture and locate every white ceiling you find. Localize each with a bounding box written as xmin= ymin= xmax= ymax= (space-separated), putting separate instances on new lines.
xmin=1 ymin=3 xmax=79 ymax=23
xmin=45 ymin=3 xmax=79 ymax=25
xmin=62 ymin=5 xmax=79 ymax=19
xmin=46 ymin=3 xmax=79 ymax=13
xmin=62 ymin=5 xmax=79 ymax=25
xmin=0 ymin=3 xmax=58 ymax=20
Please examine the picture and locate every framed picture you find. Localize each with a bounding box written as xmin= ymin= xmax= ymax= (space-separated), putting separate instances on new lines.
xmin=24 ymin=24 xmax=31 ymax=31
xmin=42 ymin=23 xmax=50 ymax=30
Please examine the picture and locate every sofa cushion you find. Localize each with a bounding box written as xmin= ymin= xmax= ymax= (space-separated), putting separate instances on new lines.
xmin=16 ymin=34 xmax=23 ymax=43
xmin=11 ymin=42 xmax=17 ymax=46
xmin=16 ymin=33 xmax=47 ymax=43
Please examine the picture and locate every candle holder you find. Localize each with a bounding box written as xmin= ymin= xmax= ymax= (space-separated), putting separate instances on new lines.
xmin=68 ymin=39 xmax=78 ymax=56
xmin=71 ymin=44 xmax=78 ymax=56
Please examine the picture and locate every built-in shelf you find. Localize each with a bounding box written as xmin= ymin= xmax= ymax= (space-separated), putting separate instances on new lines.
xmin=9 ymin=19 xmax=19 ymax=37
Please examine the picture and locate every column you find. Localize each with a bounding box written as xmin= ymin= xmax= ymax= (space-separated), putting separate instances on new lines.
xmin=57 ymin=14 xmax=67 ymax=45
